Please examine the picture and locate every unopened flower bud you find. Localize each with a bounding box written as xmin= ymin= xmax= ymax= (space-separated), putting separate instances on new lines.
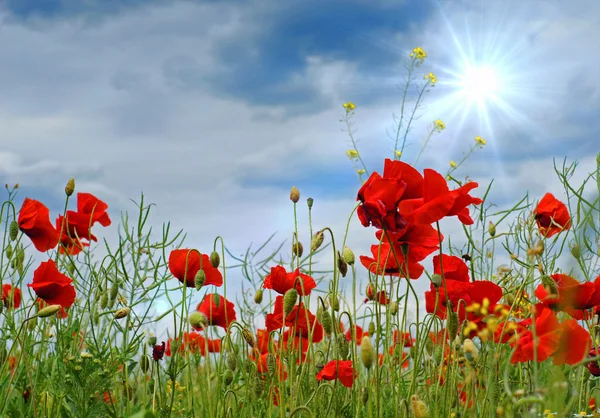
xmin=320 ymin=309 xmax=333 ymax=335
xmin=140 ymin=355 xmax=150 ymax=373
xmin=283 ymin=288 xmax=298 ymax=316
xmin=267 ymin=353 xmax=277 ymax=375
xmin=223 ymin=369 xmax=234 ymax=386
xmin=254 ymin=289 xmax=263 ymax=304
xmin=115 ymin=307 xmax=130 ymax=319
xmin=360 ymin=336 xmax=375 ymax=369
xmin=389 ymin=301 xmax=398 ymax=316
xmin=570 ymin=243 xmax=581 ymax=260
xmin=337 ymin=334 xmax=349 ymax=360
xmin=37 ymin=304 xmax=62 ymax=318
xmin=342 ymin=246 xmax=355 ymax=265
xmin=194 ymin=269 xmax=206 ymax=290
xmin=189 ymin=311 xmax=207 ymax=329
xmin=337 ymin=251 xmax=348 ymax=277
xmin=9 ymin=221 xmax=18 ymax=241
xmin=311 ymin=230 xmax=325 ymax=252
xmin=290 ymin=186 xmax=300 ymax=203
xmin=306 ymin=197 xmax=314 ymax=209
xmin=366 ymin=283 xmax=375 ymax=300
xmin=330 ymin=294 xmax=340 ymax=311
xmin=148 ymin=336 xmax=157 ymax=346
xmin=242 ymin=328 xmax=255 ymax=348
xmin=540 ymin=275 xmax=559 ymax=297
xmin=488 ymin=221 xmax=496 ymax=237
xmin=410 ymin=394 xmax=429 ymax=418
xmin=447 ymin=309 xmax=459 ymax=340
xmin=110 ymin=281 xmax=119 ymax=301
xmin=5 ymin=244 xmax=12 ymax=260
xmin=368 ymin=321 xmax=376 ymax=336
xmin=362 ymin=388 xmax=369 ymax=405
xmin=210 ymin=251 xmax=220 ymax=268
xmin=100 ymin=293 xmax=108 ymax=309
xmin=65 ymin=178 xmax=75 ymax=197
xmin=292 ymin=242 xmax=304 ymax=258
xmin=227 ymin=355 xmax=237 ymax=372
xmin=430 ymin=274 xmax=442 ymax=288
xmin=425 ymin=337 xmax=434 ymax=356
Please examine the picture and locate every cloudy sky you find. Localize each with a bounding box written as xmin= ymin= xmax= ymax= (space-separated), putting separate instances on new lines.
xmin=1 ymin=0 xmax=599 ymax=329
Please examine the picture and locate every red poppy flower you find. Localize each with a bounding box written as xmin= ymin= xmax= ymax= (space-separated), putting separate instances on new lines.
xmin=1 ymin=284 xmax=22 ymax=309
xmin=393 ymin=330 xmax=414 ymax=347
xmin=165 ymin=332 xmax=221 ymax=356
xmin=345 ymin=325 xmax=367 ymax=345
xmin=168 ymin=249 xmax=223 ymax=288
xmin=74 ymin=193 xmax=111 ymax=228
xmin=196 ymin=294 xmax=236 ymax=330
xmin=398 ymin=169 xmax=482 ymax=225
xmin=256 ymin=329 xmax=273 ymax=354
xmin=586 ymin=349 xmax=600 ymax=376
xmin=510 ymin=305 xmax=562 ymax=363
xmin=316 ymin=360 xmax=357 ymax=388
xmin=17 ymin=198 xmax=59 ymax=252
xmin=263 ymin=265 xmax=316 ymax=296
xmin=434 ymin=254 xmax=470 ymax=282
xmin=534 ymin=274 xmax=600 ymax=311
xmin=359 ymin=242 xmax=426 ymax=280
xmin=253 ymin=352 xmax=287 ymax=381
xmin=357 ymin=168 xmax=408 ymax=231
xmin=28 ymin=260 xmax=76 ymax=308
xmin=534 ymin=193 xmax=571 ymax=238
xmin=265 ymin=296 xmax=323 ymax=342
xmin=552 ymin=319 xmax=590 ymax=366
xmin=152 ymin=342 xmax=166 ymax=361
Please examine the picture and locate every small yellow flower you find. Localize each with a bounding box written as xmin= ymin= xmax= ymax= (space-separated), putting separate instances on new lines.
xmin=450 ymin=160 xmax=457 ymax=168
xmin=343 ymin=101 xmax=356 ymax=113
xmin=346 ymin=149 xmax=359 ymax=160
xmin=424 ymin=72 xmax=437 ymax=86
xmin=433 ymin=119 xmax=445 ymax=132
xmin=394 ymin=150 xmax=402 ymax=158
xmin=410 ymin=47 xmax=427 ymax=63
xmin=475 ymin=136 xmax=486 ymax=146
xmin=357 ymin=169 xmax=366 ymax=175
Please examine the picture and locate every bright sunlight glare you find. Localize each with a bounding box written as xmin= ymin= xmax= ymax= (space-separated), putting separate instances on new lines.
xmin=459 ymin=65 xmax=501 ymax=105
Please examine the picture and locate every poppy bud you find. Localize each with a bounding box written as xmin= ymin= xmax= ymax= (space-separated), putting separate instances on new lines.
xmin=306 ymin=197 xmax=314 ymax=209
xmin=5 ymin=244 xmax=12 ymax=260
xmin=366 ymin=283 xmax=375 ymax=301
xmin=223 ymin=369 xmax=234 ymax=386
xmin=227 ymin=355 xmax=237 ymax=372
xmin=140 ymin=355 xmax=150 ymax=373
xmin=409 ymin=345 xmax=418 ymax=360
xmin=389 ymin=301 xmax=398 ymax=316
xmin=540 ymin=275 xmax=559 ymax=298
xmin=488 ymin=221 xmax=496 ymax=237
xmin=292 ymin=242 xmax=304 ymax=258
xmin=320 ymin=309 xmax=333 ymax=335
xmin=463 ymin=339 xmax=479 ymax=364
xmin=115 ymin=307 xmax=130 ymax=320
xmin=110 ymin=281 xmax=119 ymax=301
xmin=368 ymin=321 xmax=376 ymax=336
xmin=283 ymin=288 xmax=298 ymax=316
xmin=570 ymin=243 xmax=581 ymax=260
xmin=9 ymin=221 xmax=18 ymax=241
xmin=100 ymin=293 xmax=108 ymax=309
xmin=194 ymin=270 xmax=206 ymax=290
xmin=148 ymin=335 xmax=157 ymax=346
xmin=210 ymin=251 xmax=220 ymax=268
xmin=410 ymin=394 xmax=429 ymax=418
xmin=425 ymin=337 xmax=434 ymax=356
xmin=361 ymin=388 xmax=369 ymax=405
xmin=267 ymin=353 xmax=276 ymax=375
xmin=342 ymin=246 xmax=355 ymax=265
xmin=447 ymin=309 xmax=459 ymax=340
xmin=360 ymin=336 xmax=375 ymax=369
xmin=289 ymin=186 xmax=300 ymax=203
xmin=337 ymin=334 xmax=349 ymax=360
xmin=253 ymin=380 xmax=264 ymax=397
xmin=37 ymin=304 xmax=62 ymax=318
xmin=254 ymin=289 xmax=263 ymax=304
xmin=242 ymin=328 xmax=256 ymax=348
xmin=430 ymin=274 xmax=442 ymax=288
xmin=311 ymin=230 xmax=325 ymax=252
xmin=65 ymin=178 xmax=75 ymax=197
xmin=337 ymin=251 xmax=348 ymax=277
xmin=189 ymin=311 xmax=207 ymax=329
xmin=330 ymin=294 xmax=340 ymax=311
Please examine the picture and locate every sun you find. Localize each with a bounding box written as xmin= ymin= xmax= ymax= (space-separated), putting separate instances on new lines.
xmin=458 ymin=65 xmax=501 ymax=106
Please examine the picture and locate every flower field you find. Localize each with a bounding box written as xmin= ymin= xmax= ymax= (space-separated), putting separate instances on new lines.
xmin=1 ymin=47 xmax=600 ymax=418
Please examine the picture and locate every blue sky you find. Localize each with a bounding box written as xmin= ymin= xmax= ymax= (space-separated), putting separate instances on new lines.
xmin=1 ymin=0 xmax=599 ymax=328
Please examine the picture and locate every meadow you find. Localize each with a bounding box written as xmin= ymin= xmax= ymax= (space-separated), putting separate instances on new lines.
xmin=1 ymin=47 xmax=600 ymax=418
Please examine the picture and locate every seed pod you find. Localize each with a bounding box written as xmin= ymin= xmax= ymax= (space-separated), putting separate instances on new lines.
xmin=430 ymin=274 xmax=442 ymax=288
xmin=310 ymin=230 xmax=325 ymax=253
xmin=283 ymin=288 xmax=298 ymax=316
xmin=337 ymin=251 xmax=348 ymax=277
xmin=222 ymin=369 xmax=234 ymax=387
xmin=65 ymin=178 xmax=75 ymax=197
xmin=140 ymin=355 xmax=150 ymax=373
xmin=242 ymin=328 xmax=256 ymax=348
xmin=254 ymin=289 xmax=263 ymax=304
xmin=115 ymin=307 xmax=130 ymax=320
xmin=360 ymin=336 xmax=375 ymax=369
xmin=488 ymin=221 xmax=496 ymax=237
xmin=292 ymin=242 xmax=304 ymax=258
xmin=571 ymin=243 xmax=581 ymax=260
xmin=9 ymin=221 xmax=18 ymax=241
xmin=306 ymin=197 xmax=314 ymax=208
xmin=189 ymin=312 xmax=207 ymax=329
xmin=337 ymin=334 xmax=349 ymax=360
xmin=209 ymin=251 xmax=220 ymax=268
xmin=195 ymin=270 xmax=206 ymax=290
xmin=227 ymin=355 xmax=237 ymax=372
xmin=148 ymin=336 xmax=157 ymax=346
xmin=342 ymin=246 xmax=355 ymax=266
xmin=290 ymin=186 xmax=300 ymax=203
xmin=38 ymin=304 xmax=62 ymax=318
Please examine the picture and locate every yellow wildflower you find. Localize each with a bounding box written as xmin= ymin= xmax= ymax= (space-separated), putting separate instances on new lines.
xmin=424 ymin=72 xmax=437 ymax=86
xmin=343 ymin=101 xmax=356 ymax=113
xmin=410 ymin=47 xmax=427 ymax=63
xmin=450 ymin=160 xmax=457 ymax=168
xmin=346 ymin=149 xmax=359 ymax=160
xmin=475 ymin=136 xmax=487 ymax=146
xmin=394 ymin=150 xmax=402 ymax=158
xmin=433 ymin=119 xmax=445 ymax=132
xmin=357 ymin=169 xmax=366 ymax=175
